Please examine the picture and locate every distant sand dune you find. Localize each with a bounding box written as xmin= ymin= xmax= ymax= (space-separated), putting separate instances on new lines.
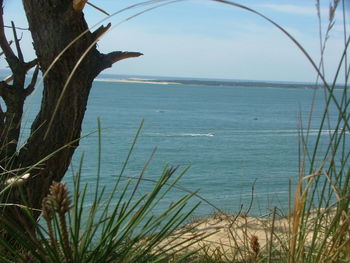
xmin=95 ymin=77 xmax=180 ymax=85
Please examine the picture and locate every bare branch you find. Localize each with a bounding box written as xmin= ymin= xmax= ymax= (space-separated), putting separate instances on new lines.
xmin=0 ymin=40 xmax=13 ymax=57
xmin=25 ymin=64 xmax=39 ymax=96
xmin=24 ymin=59 xmax=38 ymax=72
xmin=100 ymin=51 xmax=143 ymax=71
xmin=0 ymin=5 xmax=18 ymax=68
xmin=3 ymin=59 xmax=38 ymax=84
xmin=73 ymin=0 xmax=88 ymax=12
xmin=86 ymin=2 xmax=110 ymax=16
xmin=11 ymin=21 xmax=24 ymax=63
xmin=0 ymin=80 xmax=10 ymax=97
xmin=92 ymin=23 xmax=111 ymax=41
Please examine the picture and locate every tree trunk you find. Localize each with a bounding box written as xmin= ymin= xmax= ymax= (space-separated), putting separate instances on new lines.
xmin=17 ymin=0 xmax=102 ymax=215
xmin=0 ymin=0 xmax=141 ymax=233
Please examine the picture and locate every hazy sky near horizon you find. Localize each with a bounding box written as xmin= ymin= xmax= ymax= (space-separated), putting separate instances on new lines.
xmin=2 ymin=0 xmax=349 ymax=82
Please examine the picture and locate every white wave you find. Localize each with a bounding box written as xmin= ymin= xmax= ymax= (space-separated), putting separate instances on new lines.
xmin=146 ymin=129 xmax=348 ymax=138
xmin=146 ymin=132 xmax=215 ymax=137
xmin=231 ymin=129 xmax=349 ymax=136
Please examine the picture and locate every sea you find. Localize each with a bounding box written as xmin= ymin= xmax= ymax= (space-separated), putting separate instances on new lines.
xmin=14 ymin=74 xmax=345 ymax=217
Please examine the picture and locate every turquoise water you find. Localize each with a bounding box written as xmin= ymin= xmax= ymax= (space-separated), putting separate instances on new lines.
xmin=21 ymin=77 xmax=342 ymax=216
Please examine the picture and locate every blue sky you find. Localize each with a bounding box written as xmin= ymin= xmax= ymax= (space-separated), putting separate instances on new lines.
xmin=2 ymin=0 xmax=349 ymax=82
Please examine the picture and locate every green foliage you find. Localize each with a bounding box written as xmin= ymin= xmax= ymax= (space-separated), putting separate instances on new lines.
xmin=0 ymin=121 xmax=200 ymax=262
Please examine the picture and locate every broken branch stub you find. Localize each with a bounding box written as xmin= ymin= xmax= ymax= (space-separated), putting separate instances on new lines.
xmin=72 ymin=0 xmax=88 ymax=12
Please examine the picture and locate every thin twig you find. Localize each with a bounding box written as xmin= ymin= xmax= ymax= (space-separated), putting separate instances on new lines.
xmin=4 ymin=25 xmax=28 ymax=31
xmin=245 ymin=178 xmax=257 ymax=215
xmin=11 ymin=21 xmax=24 ymax=62
xmin=86 ymin=1 xmax=110 ymax=16
xmin=268 ymin=207 xmax=277 ymax=263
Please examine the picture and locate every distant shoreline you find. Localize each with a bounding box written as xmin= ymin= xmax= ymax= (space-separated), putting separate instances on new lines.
xmin=94 ymin=77 xmax=335 ymax=90
xmin=0 ymin=70 xmax=342 ymax=89
xmin=94 ymin=77 xmax=181 ymax=85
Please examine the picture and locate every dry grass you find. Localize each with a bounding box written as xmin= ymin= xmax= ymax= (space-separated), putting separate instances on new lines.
xmin=159 ymin=203 xmax=349 ymax=262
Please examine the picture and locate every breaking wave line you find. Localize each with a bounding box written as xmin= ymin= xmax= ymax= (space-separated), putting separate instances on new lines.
xmin=146 ymin=132 xmax=215 ymax=137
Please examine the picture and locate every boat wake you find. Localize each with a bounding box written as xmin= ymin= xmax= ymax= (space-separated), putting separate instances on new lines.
xmin=146 ymin=132 xmax=215 ymax=137
xmin=232 ymin=129 xmax=349 ymax=136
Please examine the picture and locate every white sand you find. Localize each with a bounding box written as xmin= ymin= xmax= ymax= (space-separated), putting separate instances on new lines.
xmin=95 ymin=77 xmax=180 ymax=85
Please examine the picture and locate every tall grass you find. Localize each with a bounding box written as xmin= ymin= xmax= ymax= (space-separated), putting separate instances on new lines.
xmin=208 ymin=1 xmax=349 ymax=262
xmin=285 ymin=1 xmax=350 ymax=262
xmin=151 ymin=0 xmax=349 ymax=262
xmin=0 ymin=120 xmax=204 ymax=262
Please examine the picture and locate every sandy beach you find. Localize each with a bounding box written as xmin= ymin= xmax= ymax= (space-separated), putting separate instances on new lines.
xmin=160 ymin=209 xmax=338 ymax=261
xmin=95 ymin=77 xmax=180 ymax=85
xmin=162 ymin=213 xmax=289 ymax=259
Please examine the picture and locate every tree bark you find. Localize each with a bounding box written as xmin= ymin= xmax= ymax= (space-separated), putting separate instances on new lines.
xmin=0 ymin=0 xmax=141 ymax=232
xmin=0 ymin=3 xmax=38 ymax=165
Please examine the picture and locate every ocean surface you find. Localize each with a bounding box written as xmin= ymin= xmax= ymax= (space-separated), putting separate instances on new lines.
xmin=19 ymin=75 xmax=342 ymax=216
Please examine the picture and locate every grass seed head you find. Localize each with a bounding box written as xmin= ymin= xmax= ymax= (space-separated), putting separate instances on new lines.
xmin=48 ymin=181 xmax=70 ymax=214
xmin=250 ymin=235 xmax=260 ymax=256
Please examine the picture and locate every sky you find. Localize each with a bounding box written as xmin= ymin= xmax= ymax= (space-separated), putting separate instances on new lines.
xmin=1 ymin=0 xmax=349 ymax=82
